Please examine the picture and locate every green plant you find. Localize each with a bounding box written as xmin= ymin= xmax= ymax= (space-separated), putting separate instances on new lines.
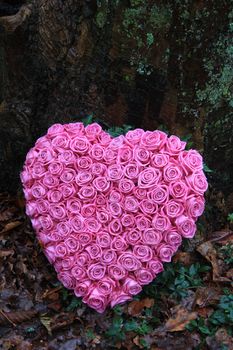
xmin=107 ymin=124 xmax=133 ymax=137
xmin=220 ymin=244 xmax=233 ymax=266
xmin=227 ymin=213 xmax=233 ymax=223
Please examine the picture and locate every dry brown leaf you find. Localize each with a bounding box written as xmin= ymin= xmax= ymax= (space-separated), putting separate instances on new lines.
xmin=0 ymin=310 xmax=38 ymax=326
xmin=128 ymin=298 xmax=154 ymax=316
xmin=173 ymin=252 xmax=195 ymax=265
xmin=0 ymin=221 xmax=22 ymax=234
xmin=0 ymin=249 xmax=14 ymax=258
xmin=210 ymin=229 xmax=233 ymax=244
xmin=164 ymin=306 xmax=197 ymax=332
xmin=195 ymin=286 xmax=221 ymax=307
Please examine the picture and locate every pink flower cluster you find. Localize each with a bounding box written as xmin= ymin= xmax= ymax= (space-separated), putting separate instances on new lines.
xmin=21 ymin=122 xmax=208 ymax=313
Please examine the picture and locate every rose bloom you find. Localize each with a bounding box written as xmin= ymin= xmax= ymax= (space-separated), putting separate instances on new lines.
xmin=47 ymin=189 xmax=62 ymax=203
xmin=133 ymin=146 xmax=151 ymax=165
xmin=55 ymin=242 xmax=68 ymax=258
xmin=87 ymin=263 xmax=106 ymax=280
xmin=151 ymin=153 xmax=169 ymax=168
xmin=65 ymin=236 xmax=80 ymax=253
xmin=109 ymin=202 xmax=122 ymax=217
xmin=124 ymin=229 xmax=142 ymax=245
xmin=124 ymin=162 xmax=140 ymax=180
xmin=142 ymin=229 xmax=162 ymax=245
xmin=135 ymin=214 xmax=151 ymax=231
xmin=60 ymin=168 xmax=76 ymax=183
xmin=91 ymin=162 xmax=107 ymax=176
xmin=140 ymin=199 xmax=158 ymax=216
xmin=108 ymin=218 xmax=122 ymax=236
xmin=125 ymin=128 xmax=144 ymax=144
xmin=75 ymin=251 xmax=91 ymax=267
xmin=163 ymin=163 xmax=182 ymax=182
xmin=186 ymin=171 xmax=208 ymax=195
xmin=93 ymin=176 xmax=110 ymax=192
xmin=76 ymin=156 xmax=93 ymax=170
xmin=175 ymin=215 xmax=196 ymax=238
xmin=96 ymin=210 xmax=110 ymax=224
xmin=134 ymin=269 xmax=154 ymax=285
xmin=138 ymin=167 xmax=161 ymax=188
xmin=110 ymin=291 xmax=132 ymax=308
xmin=103 ymin=148 xmax=118 ymax=164
xmin=164 ymin=135 xmax=186 ymax=155
xmin=98 ymin=131 xmax=112 ymax=146
xmin=70 ymin=136 xmax=90 ymax=154
xmin=71 ymin=265 xmax=86 ymax=280
xmin=64 ymin=122 xmax=85 ymax=135
xmin=78 ymin=185 xmax=97 ymax=201
xmin=152 ymin=214 xmax=171 ymax=232
xmin=124 ymin=196 xmax=139 ymax=213
xmin=101 ymin=249 xmax=117 ymax=265
xmin=81 ymin=204 xmax=96 ymax=218
xmin=35 ymin=199 xmax=49 ymax=214
xmin=26 ymin=201 xmax=38 ymax=216
xmin=164 ymin=230 xmax=182 ymax=248
xmin=74 ymin=280 xmax=91 ymax=297
xmin=95 ymin=194 xmax=107 ymax=206
xmin=85 ymin=122 xmax=102 ymax=140
xmin=118 ymin=178 xmax=135 ymax=194
xmin=140 ymin=130 xmax=167 ymax=150
xmin=42 ymin=173 xmax=59 ymax=188
xmin=38 ymin=215 xmax=54 ymax=230
xmin=37 ymin=148 xmax=54 ymax=165
xmin=117 ymin=146 xmax=133 ymax=165
xmin=133 ymin=187 xmax=147 ymax=200
xmin=77 ymin=232 xmax=93 ymax=246
xmin=108 ymin=264 xmax=127 ymax=280
xmin=31 ymin=184 xmax=46 ymax=199
xmin=56 ymin=221 xmax=71 ymax=237
xmin=111 ymin=237 xmax=128 ymax=251
xmin=85 ymin=218 xmax=101 ymax=232
xmin=118 ymin=252 xmax=142 ymax=271
xmin=169 ymin=180 xmax=188 ymax=199
xmin=57 ymin=271 xmax=76 ymax=290
xmin=157 ymin=243 xmax=174 ymax=262
xmin=58 ymin=150 xmax=76 ymax=164
xmin=51 ymin=133 xmax=70 ymax=150
xmin=83 ymin=288 xmax=108 ymax=313
xmin=66 ymin=198 xmax=81 ymax=214
xmin=109 ymin=135 xmax=125 ymax=149
xmin=89 ymin=144 xmax=104 ymax=161
xmin=107 ymin=164 xmax=123 ymax=181
xmin=47 ymin=123 xmax=64 ymax=136
xmin=109 ymin=190 xmax=122 ymax=203
xmin=69 ymin=215 xmax=85 ymax=232
xmin=162 ymin=200 xmax=184 ymax=218
xmin=86 ymin=244 xmax=102 ymax=259
xmin=61 ymin=256 xmax=75 ymax=270
xmin=21 ymin=169 xmax=32 ymax=186
xmin=48 ymin=161 xmax=64 ymax=176
xmin=75 ymin=171 xmax=93 ymax=186
xmin=147 ymin=259 xmax=164 ymax=275
xmin=50 ymin=204 xmax=66 ymax=220
xmin=123 ymin=277 xmax=142 ymax=295
xmin=186 ymin=195 xmax=205 ymax=218
xmin=179 ymin=150 xmax=203 ymax=174
xmin=133 ymin=245 xmax=153 ymax=262
xmin=121 ymin=214 xmax=135 ymax=228
xmin=148 ymin=185 xmax=169 ymax=204
xmin=31 ymin=162 xmax=46 ymax=178
xmin=97 ymin=277 xmax=116 ymax=296
xmin=44 ymin=245 xmax=57 ymax=263
xmin=60 ymin=183 xmax=76 ymax=199
xmin=96 ymin=232 xmax=111 ymax=248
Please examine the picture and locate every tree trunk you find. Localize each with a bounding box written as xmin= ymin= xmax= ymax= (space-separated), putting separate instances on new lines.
xmin=0 ymin=0 xmax=232 ymax=193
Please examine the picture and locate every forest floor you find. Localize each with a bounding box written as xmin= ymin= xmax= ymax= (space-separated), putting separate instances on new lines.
xmin=0 ymin=186 xmax=233 ymax=350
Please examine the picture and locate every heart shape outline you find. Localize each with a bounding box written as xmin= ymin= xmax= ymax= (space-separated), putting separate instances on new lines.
xmin=21 ymin=122 xmax=208 ymax=313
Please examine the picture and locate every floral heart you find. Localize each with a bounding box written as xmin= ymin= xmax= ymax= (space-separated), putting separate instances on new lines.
xmin=21 ymin=122 xmax=208 ymax=313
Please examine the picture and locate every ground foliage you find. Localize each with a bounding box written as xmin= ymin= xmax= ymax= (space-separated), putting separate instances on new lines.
xmin=0 ymin=121 xmax=233 ymax=350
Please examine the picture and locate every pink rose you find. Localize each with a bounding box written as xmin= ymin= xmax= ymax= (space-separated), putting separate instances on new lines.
xmin=139 ymin=199 xmax=158 ymax=215
xmin=37 ymin=215 xmax=54 ymax=230
xmin=98 ymin=131 xmax=112 ymax=146
xmin=51 ymin=133 xmax=70 ymax=150
xmin=118 ymin=252 xmax=142 ymax=271
xmin=86 ymin=244 xmax=102 ymax=259
xmin=124 ymin=196 xmax=139 ymax=213
xmin=64 ymin=122 xmax=85 ymax=135
xmin=109 ymin=202 xmax=122 ymax=217
xmin=31 ymin=162 xmax=46 ymax=178
xmin=96 ymin=232 xmax=111 ymax=248
xmin=135 ymin=214 xmax=150 ymax=231
xmin=69 ymin=215 xmax=85 ymax=232
xmin=89 ymin=144 xmax=104 ymax=161
xmin=70 ymin=136 xmax=90 ymax=154
xmin=103 ymin=148 xmax=118 ymax=164
xmin=42 ymin=173 xmax=59 ymax=188
xmin=20 ymin=169 xmax=32 ymax=186
xmin=134 ymin=269 xmax=154 ymax=285
xmin=117 ymin=146 xmax=133 ymax=165
xmin=186 ymin=195 xmax=205 ymax=218
xmin=60 ymin=168 xmax=76 ymax=183
xmin=26 ymin=201 xmax=38 ymax=216
xmin=162 ymin=200 xmax=184 ymax=218
xmin=47 ymin=189 xmax=62 ymax=203
xmin=66 ymin=198 xmax=81 ymax=214
xmin=47 ymin=123 xmax=64 ymax=136
xmin=133 ymin=245 xmax=153 ymax=262
xmin=35 ymin=199 xmax=49 ymax=214
xmin=50 ymin=204 xmax=66 ymax=220
xmin=152 ymin=214 xmax=171 ymax=232
xmin=101 ymin=249 xmax=117 ymax=265
xmin=108 ymin=218 xmax=122 ymax=236
xmin=140 ymin=130 xmax=167 ymax=150
xmin=124 ymin=162 xmax=140 ymax=180
xmin=60 ymin=183 xmax=76 ymax=199
xmin=65 ymin=236 xmax=80 ymax=253
xmin=91 ymin=162 xmax=107 ymax=176
xmin=57 ymin=271 xmax=76 ymax=289
xmin=93 ymin=176 xmax=110 ymax=192
xmin=133 ymin=187 xmax=147 ymax=200
xmin=78 ymin=185 xmax=97 ymax=200
xmin=121 ymin=214 xmax=135 ymax=228
xmin=96 ymin=210 xmax=110 ymax=224
xmin=118 ymin=178 xmax=135 ymax=194
xmin=125 ymin=128 xmax=144 ymax=144
xmin=97 ymin=277 xmax=116 ymax=296
xmin=123 ymin=277 xmax=142 ymax=295
xmin=151 ymin=154 xmax=169 ymax=168
xmin=107 ymin=164 xmax=123 ymax=181
xmin=163 ymin=163 xmax=182 ymax=182
xmin=179 ymin=150 xmax=203 ymax=174
xmin=81 ymin=204 xmax=96 ymax=218
xmin=175 ymin=215 xmax=196 ymax=238
xmin=147 ymin=259 xmax=164 ymax=275
xmin=111 ymin=237 xmax=128 ymax=251
xmin=87 ymin=263 xmax=106 ymax=280
xmin=56 ymin=221 xmax=71 ymax=237
xmin=109 ymin=190 xmax=122 ymax=203
xmin=58 ymin=150 xmax=76 ymax=164
xmin=61 ymin=256 xmax=75 ymax=270
xmin=76 ymin=156 xmax=93 ymax=170
xmin=71 ymin=265 xmax=86 ymax=280
xmin=124 ymin=229 xmax=142 ymax=245
xmin=108 ymin=264 xmax=127 ymax=280
xmin=169 ymin=181 xmax=188 ymax=199
xmin=164 ymin=135 xmax=186 ymax=155
xmin=186 ymin=171 xmax=208 ymax=195
xmin=142 ymin=229 xmax=162 ymax=245
xmin=134 ymin=146 xmax=152 ymax=166
xmin=109 ymin=135 xmax=125 ymax=149
xmin=75 ymin=171 xmax=93 ymax=186
xmin=138 ymin=167 xmax=161 ymax=188
xmin=157 ymin=244 xmax=174 ymax=262
xmin=55 ymin=242 xmax=68 ymax=257
xmin=85 ymin=218 xmax=101 ymax=232
xmin=95 ymin=194 xmax=107 ymax=206
xmin=31 ymin=184 xmax=46 ymax=199
xmin=74 ymin=280 xmax=91 ymax=297
xmin=37 ymin=148 xmax=55 ymax=164
xmin=148 ymin=185 xmax=169 ymax=204
xmin=164 ymin=230 xmax=182 ymax=248
xmin=77 ymin=232 xmax=93 ymax=246
xmin=83 ymin=288 xmax=107 ymax=313
xmin=48 ymin=161 xmax=64 ymax=175
xmin=110 ymin=291 xmax=132 ymax=308
xmin=85 ymin=123 xmax=102 ymax=140
xmin=44 ymin=245 xmax=57 ymax=263
xmin=75 ymin=251 xmax=91 ymax=267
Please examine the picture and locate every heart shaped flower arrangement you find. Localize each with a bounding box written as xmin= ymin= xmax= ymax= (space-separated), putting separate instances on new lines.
xmin=21 ymin=122 xmax=208 ymax=313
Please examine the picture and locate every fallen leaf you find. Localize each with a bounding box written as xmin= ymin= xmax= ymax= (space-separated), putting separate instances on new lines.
xmin=128 ymin=298 xmax=154 ymax=316
xmin=163 ymin=306 xmax=197 ymax=332
xmin=210 ymin=229 xmax=233 ymax=244
xmin=173 ymin=252 xmax=195 ymax=265
xmin=40 ymin=314 xmax=52 ymax=336
xmin=0 ymin=249 xmax=14 ymax=258
xmin=195 ymin=286 xmax=221 ymax=307
xmin=0 ymin=310 xmax=38 ymax=326
xmin=0 ymin=221 xmax=22 ymax=235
